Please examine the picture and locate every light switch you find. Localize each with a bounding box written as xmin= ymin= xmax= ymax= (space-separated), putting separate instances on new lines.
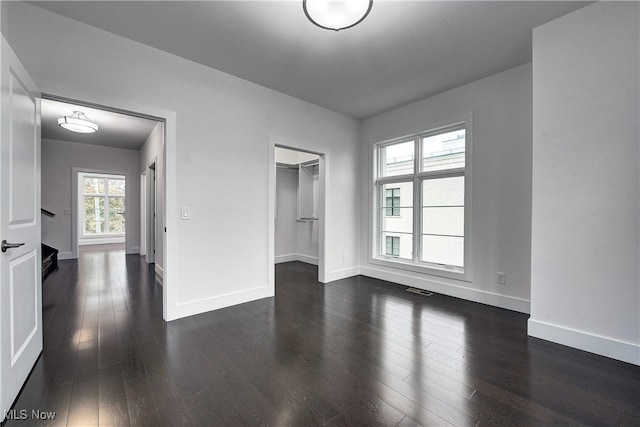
xmin=181 ymin=207 xmax=190 ymax=220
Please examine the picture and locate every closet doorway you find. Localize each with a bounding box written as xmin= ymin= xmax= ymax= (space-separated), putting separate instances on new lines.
xmin=270 ymin=143 xmax=327 ymax=289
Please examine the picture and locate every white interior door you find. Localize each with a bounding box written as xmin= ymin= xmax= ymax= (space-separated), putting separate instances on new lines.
xmin=0 ymin=36 xmax=42 ymax=419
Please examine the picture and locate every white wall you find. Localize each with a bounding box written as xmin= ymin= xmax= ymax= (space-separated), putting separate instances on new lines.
xmin=5 ymin=2 xmax=361 ymax=320
xmin=361 ymin=63 xmax=533 ymax=313
xmin=530 ymin=2 xmax=640 ymax=365
xmin=41 ymin=139 xmax=140 ymax=258
xmin=139 ymin=121 xmax=164 ymax=275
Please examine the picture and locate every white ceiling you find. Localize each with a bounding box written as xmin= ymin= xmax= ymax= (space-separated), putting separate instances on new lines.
xmin=41 ymin=98 xmax=160 ymax=150
xmin=32 ymin=1 xmax=589 ymax=120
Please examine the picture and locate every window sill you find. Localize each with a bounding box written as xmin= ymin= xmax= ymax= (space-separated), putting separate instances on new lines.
xmin=369 ymin=256 xmax=471 ymax=283
xmin=82 ymin=233 xmax=125 ymax=238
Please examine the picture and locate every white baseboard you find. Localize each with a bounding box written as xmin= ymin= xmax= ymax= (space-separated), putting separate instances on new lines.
xmin=275 ymin=254 xmax=297 ymax=264
xmin=360 ymin=266 xmax=530 ymax=313
xmin=528 ymin=319 xmax=640 ymax=366
xmin=127 ymin=246 xmax=140 ymax=254
xmin=57 ymin=251 xmax=75 ymax=260
xmin=296 ymin=254 xmax=319 ymax=266
xmin=168 ymin=286 xmax=272 ymax=321
xmin=155 ymin=264 xmax=163 ymax=279
xmin=323 ymin=266 xmax=361 ymax=283
xmin=275 ymin=253 xmax=319 ymax=265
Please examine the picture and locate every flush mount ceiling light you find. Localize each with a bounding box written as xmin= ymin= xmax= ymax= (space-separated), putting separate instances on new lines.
xmin=57 ymin=111 xmax=99 ymax=134
xmin=303 ymin=0 xmax=373 ymax=31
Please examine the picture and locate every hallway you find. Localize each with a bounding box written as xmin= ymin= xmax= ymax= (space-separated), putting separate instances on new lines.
xmin=6 ymin=246 xmax=640 ymax=426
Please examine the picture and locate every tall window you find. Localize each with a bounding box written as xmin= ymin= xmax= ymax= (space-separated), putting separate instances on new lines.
xmin=81 ymin=173 xmax=126 ymax=237
xmin=374 ymin=120 xmax=471 ymax=279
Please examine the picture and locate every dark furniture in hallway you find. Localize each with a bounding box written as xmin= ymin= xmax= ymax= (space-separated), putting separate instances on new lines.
xmin=41 ymin=243 xmax=58 ymax=281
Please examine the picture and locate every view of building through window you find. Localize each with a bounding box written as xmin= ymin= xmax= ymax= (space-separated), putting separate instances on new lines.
xmin=385 ymin=188 xmax=401 ymax=216
xmin=385 ymin=236 xmax=400 ymax=257
xmin=376 ymin=126 xmax=467 ymax=273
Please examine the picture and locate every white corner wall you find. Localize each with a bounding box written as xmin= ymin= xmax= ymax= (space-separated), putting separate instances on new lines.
xmin=5 ymin=2 xmax=360 ymax=320
xmin=361 ymin=64 xmax=533 ymax=313
xmin=530 ymin=2 xmax=640 ymax=365
xmin=41 ymin=139 xmax=140 ymax=258
xmin=140 ymin=121 xmax=164 ymax=275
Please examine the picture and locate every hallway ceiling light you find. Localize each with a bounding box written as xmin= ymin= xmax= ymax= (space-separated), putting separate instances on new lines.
xmin=303 ymin=0 xmax=373 ymax=31
xmin=57 ymin=110 xmax=99 ymax=133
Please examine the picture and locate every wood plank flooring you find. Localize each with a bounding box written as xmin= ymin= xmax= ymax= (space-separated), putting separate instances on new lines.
xmin=5 ymin=245 xmax=640 ymax=426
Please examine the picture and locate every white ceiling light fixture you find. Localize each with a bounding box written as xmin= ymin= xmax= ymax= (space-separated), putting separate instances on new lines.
xmin=57 ymin=110 xmax=99 ymax=134
xmin=303 ymin=0 xmax=373 ymax=31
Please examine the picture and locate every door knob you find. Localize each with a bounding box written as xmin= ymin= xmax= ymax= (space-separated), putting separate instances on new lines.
xmin=1 ymin=240 xmax=25 ymax=253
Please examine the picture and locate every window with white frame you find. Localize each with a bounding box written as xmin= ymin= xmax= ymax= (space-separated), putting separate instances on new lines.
xmin=81 ymin=173 xmax=126 ymax=238
xmin=373 ymin=120 xmax=471 ymax=279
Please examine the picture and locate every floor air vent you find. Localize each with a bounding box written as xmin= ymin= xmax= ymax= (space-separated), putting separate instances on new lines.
xmin=406 ymin=288 xmax=433 ymax=297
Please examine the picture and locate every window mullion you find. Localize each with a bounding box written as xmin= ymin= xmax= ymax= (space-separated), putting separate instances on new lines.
xmin=377 ymin=174 xmax=415 ymax=185
xmin=105 ymin=178 xmax=118 ymax=234
xmin=413 ymin=136 xmax=420 ymax=264
xmin=418 ymin=168 xmax=465 ymax=180
xmin=376 ymin=182 xmax=383 ymax=257
xmin=413 ymin=176 xmax=420 ymax=263
xmin=103 ymin=178 xmax=109 ymax=234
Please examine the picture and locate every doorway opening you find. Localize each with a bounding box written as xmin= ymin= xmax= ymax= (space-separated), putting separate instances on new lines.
xmin=40 ymin=93 xmax=168 ymax=304
xmin=269 ymin=140 xmax=328 ymax=292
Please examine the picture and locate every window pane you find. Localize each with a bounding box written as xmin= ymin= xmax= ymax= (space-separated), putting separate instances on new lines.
xmin=422 ymin=207 xmax=464 ymax=236
xmin=385 ymin=236 xmax=401 ymax=257
xmin=382 ymin=233 xmax=412 ymax=260
xmin=108 ymin=179 xmax=125 ymax=196
xmin=382 ymin=182 xmax=412 ymax=209
xmin=380 ymin=182 xmax=412 ymax=260
xmin=381 ymin=207 xmax=413 ymax=233
xmin=385 ymin=187 xmax=401 ymax=216
xmin=381 ymin=182 xmax=413 ymax=232
xmin=109 ymin=197 xmax=126 ymax=233
xmin=423 ymin=176 xmax=464 ymax=206
xmin=84 ymin=197 xmax=105 ymax=234
xmin=421 ymin=235 xmax=463 ymax=267
xmin=422 ymin=128 xmax=465 ymax=172
xmin=421 ymin=177 xmax=464 ymax=267
xmin=84 ymin=177 xmax=104 ymax=194
xmin=422 ymin=176 xmax=464 ymax=237
xmin=381 ymin=140 xmax=414 ymax=177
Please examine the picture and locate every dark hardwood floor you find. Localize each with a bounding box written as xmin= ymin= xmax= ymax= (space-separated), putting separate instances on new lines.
xmin=5 ymin=245 xmax=640 ymax=426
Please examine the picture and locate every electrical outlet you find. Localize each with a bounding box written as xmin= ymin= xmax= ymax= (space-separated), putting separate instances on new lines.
xmin=497 ymin=272 xmax=506 ymax=285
